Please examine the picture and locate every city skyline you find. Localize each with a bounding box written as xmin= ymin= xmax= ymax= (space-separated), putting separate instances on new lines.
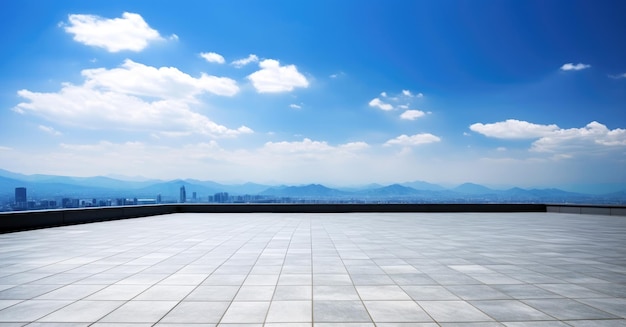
xmin=1 ymin=1 xmax=626 ymax=188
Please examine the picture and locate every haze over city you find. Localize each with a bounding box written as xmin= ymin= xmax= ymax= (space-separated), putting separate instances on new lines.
xmin=1 ymin=1 xmax=625 ymax=190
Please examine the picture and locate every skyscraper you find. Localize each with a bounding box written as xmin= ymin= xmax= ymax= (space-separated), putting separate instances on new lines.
xmin=180 ymin=186 xmax=186 ymax=203
xmin=15 ymin=187 xmax=27 ymax=210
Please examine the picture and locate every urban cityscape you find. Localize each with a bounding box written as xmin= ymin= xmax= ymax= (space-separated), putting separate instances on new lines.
xmin=2 ymin=172 xmax=624 ymax=212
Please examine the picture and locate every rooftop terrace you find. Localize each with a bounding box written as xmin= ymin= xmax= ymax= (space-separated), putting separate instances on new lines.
xmin=0 ymin=211 xmax=625 ymax=326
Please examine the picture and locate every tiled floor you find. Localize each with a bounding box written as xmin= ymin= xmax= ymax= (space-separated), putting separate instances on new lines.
xmin=0 ymin=212 xmax=625 ymax=326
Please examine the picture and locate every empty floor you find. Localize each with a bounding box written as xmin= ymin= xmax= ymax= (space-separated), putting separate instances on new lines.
xmin=0 ymin=212 xmax=625 ymax=326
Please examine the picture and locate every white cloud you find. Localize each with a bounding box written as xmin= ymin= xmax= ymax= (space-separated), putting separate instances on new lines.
xmin=169 ymin=34 xmax=179 ymax=41
xmin=263 ymin=138 xmax=334 ymax=153
xmin=329 ymin=72 xmax=345 ymax=79
xmin=82 ymin=59 xmax=239 ymax=98
xmin=63 ymin=12 xmax=163 ymax=52
xmin=380 ymin=92 xmax=388 ymax=97
xmin=232 ymin=54 xmax=259 ymax=68
xmin=560 ymin=63 xmax=591 ymax=71
xmin=609 ymin=73 xmax=626 ymax=79
xmin=38 ymin=125 xmax=62 ymax=136
xmin=384 ymin=133 xmax=441 ymax=146
xmin=496 ymin=147 xmax=507 ymax=152
xmin=402 ymin=90 xmax=412 ymax=96
xmin=200 ymin=52 xmax=225 ymax=64
xmin=400 ymin=110 xmax=425 ymax=120
xmin=289 ymin=104 xmax=302 ymax=109
xmin=0 ymin=146 xmax=12 ymax=151
xmin=14 ymin=60 xmax=251 ymax=138
xmin=368 ymin=98 xmax=393 ymax=111
xmin=416 ymin=92 xmax=424 ymax=98
xmin=531 ymin=121 xmax=626 ymax=152
xmin=247 ymin=59 xmax=309 ymax=93
xmin=470 ymin=119 xmax=559 ymax=139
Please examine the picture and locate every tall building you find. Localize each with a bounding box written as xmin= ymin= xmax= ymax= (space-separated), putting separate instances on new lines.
xmin=180 ymin=186 xmax=186 ymax=203
xmin=15 ymin=187 xmax=27 ymax=210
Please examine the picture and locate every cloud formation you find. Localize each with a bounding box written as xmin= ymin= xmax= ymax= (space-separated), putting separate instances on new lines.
xmin=384 ymin=133 xmax=441 ymax=146
xmin=531 ymin=121 xmax=626 ymax=152
xmin=470 ymin=119 xmax=559 ymax=139
xmin=248 ymin=59 xmax=309 ymax=93
xmin=14 ymin=60 xmax=251 ymax=137
xmin=400 ymin=110 xmax=426 ymax=120
xmin=64 ymin=12 xmax=163 ymax=52
xmin=232 ymin=54 xmax=259 ymax=68
xmin=560 ymin=63 xmax=591 ymax=71
xmin=200 ymin=52 xmax=225 ymax=64
xmin=81 ymin=59 xmax=239 ymax=98
xmin=368 ymin=98 xmax=393 ymax=111
xmin=471 ymin=119 xmax=626 ymax=156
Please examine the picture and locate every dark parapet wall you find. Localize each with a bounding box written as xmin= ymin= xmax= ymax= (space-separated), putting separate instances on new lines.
xmin=1 ymin=203 xmax=624 ymax=234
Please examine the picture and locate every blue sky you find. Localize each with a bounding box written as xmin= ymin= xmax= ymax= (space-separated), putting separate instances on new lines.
xmin=1 ymin=0 xmax=625 ymax=188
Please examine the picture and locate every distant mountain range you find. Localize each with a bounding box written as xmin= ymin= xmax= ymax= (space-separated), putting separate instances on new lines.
xmin=0 ymin=169 xmax=624 ymax=204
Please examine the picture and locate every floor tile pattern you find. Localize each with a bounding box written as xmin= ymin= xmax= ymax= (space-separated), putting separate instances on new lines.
xmin=0 ymin=212 xmax=625 ymax=326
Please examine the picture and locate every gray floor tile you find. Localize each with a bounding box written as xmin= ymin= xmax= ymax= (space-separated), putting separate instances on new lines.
xmin=418 ymin=301 xmax=494 ymax=322
xmin=0 ymin=300 xmax=72 ymax=322
xmin=470 ymin=300 xmax=554 ymax=321
xmin=186 ymin=286 xmax=240 ymax=301
xmin=363 ymin=301 xmax=432 ymax=323
xmin=576 ymin=297 xmax=626 ymax=318
xmin=99 ymin=300 xmax=178 ymax=323
xmin=37 ymin=300 xmax=123 ymax=322
xmin=356 ymin=286 xmax=411 ymax=300
xmin=220 ymin=302 xmax=270 ymax=323
xmin=84 ymin=284 xmax=150 ymax=300
xmin=159 ymin=301 xmax=229 ymax=323
xmin=314 ymin=286 xmax=359 ymax=300
xmin=402 ymin=286 xmax=460 ymax=301
xmin=234 ymin=286 xmax=275 ymax=301
xmin=134 ymin=285 xmax=195 ymax=301
xmin=313 ymin=301 xmax=371 ymax=322
xmin=314 ymin=274 xmax=354 ymax=286
xmin=34 ymin=285 xmax=105 ymax=300
xmin=274 ymin=285 xmax=312 ymax=300
xmin=523 ymin=298 xmax=620 ymax=320
xmin=266 ymin=301 xmax=312 ymax=322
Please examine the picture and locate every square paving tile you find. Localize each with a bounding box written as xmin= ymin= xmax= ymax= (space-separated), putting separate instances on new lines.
xmin=417 ymin=301 xmax=494 ymax=322
xmin=363 ymin=301 xmax=432 ymax=323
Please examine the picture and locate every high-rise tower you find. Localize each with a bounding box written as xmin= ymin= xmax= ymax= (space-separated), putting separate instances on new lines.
xmin=179 ymin=186 xmax=186 ymax=203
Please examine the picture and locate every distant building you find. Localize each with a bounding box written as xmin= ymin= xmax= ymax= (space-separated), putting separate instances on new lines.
xmin=180 ymin=186 xmax=187 ymax=203
xmin=15 ymin=187 xmax=27 ymax=210
xmin=214 ymin=192 xmax=229 ymax=203
xmin=156 ymin=194 xmax=162 ymax=204
xmin=192 ymin=192 xmax=197 ymax=202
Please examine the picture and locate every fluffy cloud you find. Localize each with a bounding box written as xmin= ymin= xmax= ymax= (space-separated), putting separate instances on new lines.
xmin=63 ymin=12 xmax=163 ymax=52
xmin=384 ymin=133 xmax=441 ymax=146
xmin=400 ymin=110 xmax=425 ymax=120
xmin=289 ymin=104 xmax=302 ymax=109
xmin=82 ymin=59 xmax=239 ymax=98
xmin=200 ymin=52 xmax=225 ymax=64
xmin=14 ymin=60 xmax=251 ymax=137
xmin=232 ymin=54 xmax=259 ymax=68
xmin=368 ymin=98 xmax=393 ymax=111
xmin=247 ymin=59 xmax=309 ymax=93
xmin=471 ymin=119 xmax=626 ymax=155
xmin=369 ymin=90 xmax=425 ymax=114
xmin=560 ymin=63 xmax=591 ymax=71
xmin=470 ymin=119 xmax=559 ymax=139
xmin=531 ymin=121 xmax=626 ymax=152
